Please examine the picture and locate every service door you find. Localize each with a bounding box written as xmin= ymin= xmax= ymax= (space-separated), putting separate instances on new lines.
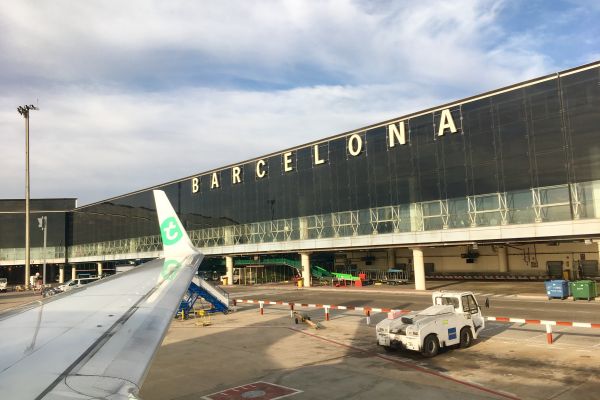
xmin=581 ymin=260 xmax=598 ymax=277
xmin=547 ymin=261 xmax=563 ymax=278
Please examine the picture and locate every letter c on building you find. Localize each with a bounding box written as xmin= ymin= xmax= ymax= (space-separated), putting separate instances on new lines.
xmin=256 ymin=159 xmax=267 ymax=178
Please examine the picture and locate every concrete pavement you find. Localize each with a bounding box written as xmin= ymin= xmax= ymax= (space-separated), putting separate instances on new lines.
xmin=141 ymin=297 xmax=600 ymax=400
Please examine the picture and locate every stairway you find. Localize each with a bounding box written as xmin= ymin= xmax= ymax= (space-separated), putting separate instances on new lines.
xmin=178 ymin=276 xmax=230 ymax=317
xmin=234 ymin=257 xmax=330 ymax=279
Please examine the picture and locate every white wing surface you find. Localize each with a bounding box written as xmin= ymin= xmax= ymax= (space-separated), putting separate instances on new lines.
xmin=0 ymin=190 xmax=202 ymax=399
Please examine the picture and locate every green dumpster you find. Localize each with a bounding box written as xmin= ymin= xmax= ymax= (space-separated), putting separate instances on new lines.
xmin=569 ymin=280 xmax=598 ymax=301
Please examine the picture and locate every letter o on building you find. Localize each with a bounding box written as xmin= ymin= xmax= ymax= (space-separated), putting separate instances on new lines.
xmin=348 ymin=134 xmax=363 ymax=157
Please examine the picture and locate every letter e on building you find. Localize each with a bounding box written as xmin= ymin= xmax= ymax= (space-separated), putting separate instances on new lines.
xmin=283 ymin=151 xmax=294 ymax=172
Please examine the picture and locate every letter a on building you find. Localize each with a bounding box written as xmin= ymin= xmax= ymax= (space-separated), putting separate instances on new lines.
xmin=437 ymin=109 xmax=458 ymax=136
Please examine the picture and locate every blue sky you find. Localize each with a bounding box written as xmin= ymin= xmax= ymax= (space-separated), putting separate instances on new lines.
xmin=0 ymin=0 xmax=598 ymax=205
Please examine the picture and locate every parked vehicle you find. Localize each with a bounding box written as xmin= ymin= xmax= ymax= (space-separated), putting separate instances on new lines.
xmin=42 ymin=286 xmax=61 ymax=298
xmin=57 ymin=277 xmax=100 ymax=293
xmin=376 ymin=291 xmax=485 ymax=357
xmin=115 ymin=264 xmax=135 ymax=273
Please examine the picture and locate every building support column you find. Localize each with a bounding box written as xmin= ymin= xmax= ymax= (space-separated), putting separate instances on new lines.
xmin=97 ymin=262 xmax=103 ymax=277
xmin=71 ymin=265 xmax=77 ymax=280
xmin=225 ymin=256 xmax=234 ymax=286
xmin=299 ymin=217 xmax=308 ymax=240
xmin=498 ymin=246 xmax=509 ymax=273
xmin=387 ymin=248 xmax=396 ymax=268
xmin=412 ymin=248 xmax=426 ymax=290
xmin=592 ymin=181 xmax=600 ymax=218
xmin=224 ymin=227 xmax=234 ymax=246
xmin=59 ymin=265 xmax=64 ymax=284
xmin=300 ymin=252 xmax=311 ymax=287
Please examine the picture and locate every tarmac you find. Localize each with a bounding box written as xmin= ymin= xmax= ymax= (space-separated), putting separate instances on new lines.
xmin=0 ymin=291 xmax=43 ymax=312
xmin=140 ymin=288 xmax=600 ymax=400
xmin=226 ymin=279 xmax=599 ymax=301
xmin=1 ymin=280 xmax=599 ymax=399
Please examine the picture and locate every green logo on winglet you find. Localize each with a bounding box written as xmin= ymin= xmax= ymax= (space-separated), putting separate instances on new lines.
xmin=160 ymin=217 xmax=183 ymax=246
xmin=161 ymin=259 xmax=182 ymax=281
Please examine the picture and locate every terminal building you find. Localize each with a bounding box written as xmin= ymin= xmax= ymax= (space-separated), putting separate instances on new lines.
xmin=2 ymin=61 xmax=600 ymax=289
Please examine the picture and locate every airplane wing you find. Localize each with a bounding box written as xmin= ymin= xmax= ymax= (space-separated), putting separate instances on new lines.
xmin=0 ymin=190 xmax=203 ymax=399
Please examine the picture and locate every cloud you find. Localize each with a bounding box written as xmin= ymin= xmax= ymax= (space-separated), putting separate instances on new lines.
xmin=0 ymin=83 xmax=438 ymax=204
xmin=1 ymin=0 xmax=583 ymax=205
xmin=0 ymin=0 xmax=552 ymax=90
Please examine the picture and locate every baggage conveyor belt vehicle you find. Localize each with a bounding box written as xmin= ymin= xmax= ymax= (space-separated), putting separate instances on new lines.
xmin=376 ymin=291 xmax=485 ymax=357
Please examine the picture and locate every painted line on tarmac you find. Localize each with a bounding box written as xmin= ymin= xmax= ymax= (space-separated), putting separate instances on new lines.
xmin=289 ymin=327 xmax=520 ymax=400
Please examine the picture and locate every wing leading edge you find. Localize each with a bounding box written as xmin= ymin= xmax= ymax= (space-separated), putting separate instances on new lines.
xmin=0 ymin=190 xmax=202 ymax=399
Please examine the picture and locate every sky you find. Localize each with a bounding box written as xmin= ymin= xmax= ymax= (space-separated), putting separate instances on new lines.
xmin=0 ymin=0 xmax=598 ymax=205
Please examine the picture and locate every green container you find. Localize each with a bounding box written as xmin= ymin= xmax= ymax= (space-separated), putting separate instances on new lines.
xmin=569 ymin=280 xmax=598 ymax=301
xmin=332 ymin=272 xmax=360 ymax=281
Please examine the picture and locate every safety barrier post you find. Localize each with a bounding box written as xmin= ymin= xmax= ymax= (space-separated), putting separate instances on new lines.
xmin=546 ymin=324 xmax=553 ymax=344
xmin=289 ymin=303 xmax=294 ymax=318
xmin=365 ymin=310 xmax=371 ymax=325
xmin=325 ymin=307 xmax=330 ymax=321
xmin=259 ymin=301 xmax=264 ymax=316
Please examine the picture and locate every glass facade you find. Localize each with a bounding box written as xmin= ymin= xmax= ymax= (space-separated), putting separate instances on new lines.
xmin=67 ymin=179 xmax=600 ymax=258
xmin=0 ymin=199 xmax=74 ymax=262
xmin=4 ymin=63 xmax=600 ymax=262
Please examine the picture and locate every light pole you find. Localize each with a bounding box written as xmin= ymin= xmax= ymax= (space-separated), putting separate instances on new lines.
xmin=38 ymin=216 xmax=47 ymax=285
xmin=17 ymin=104 xmax=38 ymax=289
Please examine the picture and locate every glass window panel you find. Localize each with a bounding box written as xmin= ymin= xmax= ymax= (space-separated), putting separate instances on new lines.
xmin=542 ymin=186 xmax=569 ymax=204
xmin=448 ymin=198 xmax=469 ymax=228
xmin=508 ymin=190 xmax=535 ymax=224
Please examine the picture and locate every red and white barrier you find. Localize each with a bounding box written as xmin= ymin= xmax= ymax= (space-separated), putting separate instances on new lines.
xmin=235 ymin=298 xmax=409 ymax=325
xmin=546 ymin=324 xmax=553 ymax=344
xmin=486 ymin=316 xmax=600 ymax=344
xmin=234 ymin=299 xmax=409 ymax=315
xmin=235 ymin=299 xmax=600 ymax=344
xmin=485 ymin=316 xmax=600 ymax=329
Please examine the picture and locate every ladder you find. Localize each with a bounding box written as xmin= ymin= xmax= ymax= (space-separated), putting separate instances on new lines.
xmin=177 ymin=277 xmax=230 ymax=318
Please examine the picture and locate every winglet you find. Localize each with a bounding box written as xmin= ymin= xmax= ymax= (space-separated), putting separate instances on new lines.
xmin=153 ymin=190 xmax=198 ymax=258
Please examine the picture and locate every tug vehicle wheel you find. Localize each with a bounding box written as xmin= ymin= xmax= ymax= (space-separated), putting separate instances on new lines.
xmin=459 ymin=327 xmax=473 ymax=349
xmin=421 ymin=334 xmax=440 ymax=358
